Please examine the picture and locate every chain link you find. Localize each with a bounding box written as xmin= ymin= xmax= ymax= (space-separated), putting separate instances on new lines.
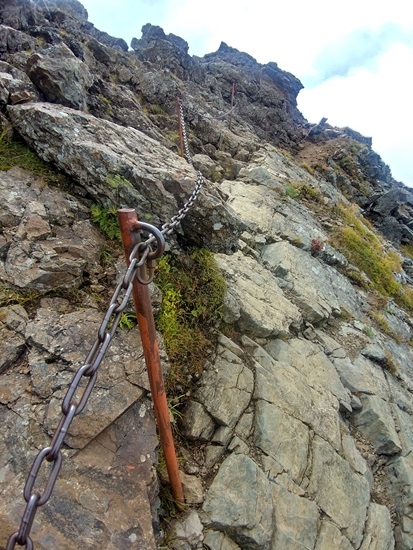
xmin=6 ymin=99 xmax=203 ymax=550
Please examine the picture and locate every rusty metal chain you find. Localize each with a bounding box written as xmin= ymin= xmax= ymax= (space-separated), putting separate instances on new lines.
xmin=6 ymin=99 xmax=202 ymax=550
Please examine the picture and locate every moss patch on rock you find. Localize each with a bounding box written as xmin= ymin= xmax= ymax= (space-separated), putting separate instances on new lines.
xmin=155 ymin=249 xmax=226 ymax=393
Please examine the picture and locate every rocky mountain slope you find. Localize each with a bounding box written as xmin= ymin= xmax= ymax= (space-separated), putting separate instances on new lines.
xmin=1 ymin=1 xmax=413 ymax=549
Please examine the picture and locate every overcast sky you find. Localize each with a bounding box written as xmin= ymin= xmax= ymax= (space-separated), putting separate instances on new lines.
xmin=78 ymin=0 xmax=413 ymax=187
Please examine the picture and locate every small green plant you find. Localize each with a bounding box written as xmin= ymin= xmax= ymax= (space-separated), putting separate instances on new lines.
xmin=400 ymin=243 xmax=413 ymax=260
xmin=90 ymin=204 xmax=120 ymax=241
xmin=285 ymin=184 xmax=299 ymax=199
xmin=382 ymin=350 xmax=398 ymax=375
xmin=297 ymin=184 xmax=321 ymax=202
xmin=0 ymin=284 xmax=42 ymax=310
xmin=156 ymin=448 xmax=187 ymax=519
xmin=301 ymin=162 xmax=315 ymax=175
xmin=167 ymin=394 xmax=186 ymax=435
xmin=370 ymin=311 xmax=401 ymax=344
xmin=34 ymin=36 xmax=47 ymax=48
xmin=291 ymin=235 xmax=303 ymax=247
xmin=343 ymin=266 xmax=370 ymax=290
xmin=118 ymin=311 xmax=137 ymax=330
xmin=363 ymin=325 xmax=375 ymax=339
xmin=340 ymin=307 xmax=352 ymax=321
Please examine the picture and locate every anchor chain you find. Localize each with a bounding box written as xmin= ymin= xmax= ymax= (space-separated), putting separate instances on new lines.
xmin=6 ymin=99 xmax=203 ymax=550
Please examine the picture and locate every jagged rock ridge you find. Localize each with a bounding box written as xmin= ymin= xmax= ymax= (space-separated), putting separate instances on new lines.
xmin=1 ymin=1 xmax=413 ymax=549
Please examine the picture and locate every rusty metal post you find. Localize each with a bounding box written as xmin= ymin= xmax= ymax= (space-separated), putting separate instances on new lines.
xmin=229 ymin=82 xmax=235 ymax=130
xmin=117 ymin=208 xmax=184 ymax=504
xmin=176 ymin=98 xmax=184 ymax=157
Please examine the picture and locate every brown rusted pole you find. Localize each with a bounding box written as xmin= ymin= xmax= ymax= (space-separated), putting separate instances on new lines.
xmin=229 ymin=82 xmax=235 ymax=130
xmin=117 ymin=208 xmax=184 ymax=504
xmin=176 ymin=98 xmax=184 ymax=157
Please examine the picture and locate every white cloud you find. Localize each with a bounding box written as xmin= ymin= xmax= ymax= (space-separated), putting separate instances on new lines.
xmin=298 ymin=43 xmax=413 ymax=184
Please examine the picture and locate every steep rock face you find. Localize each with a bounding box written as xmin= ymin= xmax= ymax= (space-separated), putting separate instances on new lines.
xmin=1 ymin=2 xmax=413 ymax=550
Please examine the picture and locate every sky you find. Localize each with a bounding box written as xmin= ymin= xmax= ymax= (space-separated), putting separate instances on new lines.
xmin=77 ymin=0 xmax=413 ymax=187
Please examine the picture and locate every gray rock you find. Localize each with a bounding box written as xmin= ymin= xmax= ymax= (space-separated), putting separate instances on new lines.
xmin=182 ymin=401 xmax=215 ymax=442
xmin=0 ymin=24 xmax=35 ymax=53
xmin=0 ymin=167 xmax=104 ymax=292
xmin=195 ymin=340 xmax=253 ymax=429
xmin=359 ymin=503 xmax=395 ymax=550
xmin=212 ymin=426 xmax=233 ymax=446
xmin=352 ymin=394 xmax=402 ymax=456
xmin=271 ymin=483 xmax=319 ymax=549
xmin=0 ymin=304 xmax=28 ymax=374
xmin=8 ymin=102 xmax=240 ymax=253
xmin=252 ymin=346 xmax=342 ymax=449
xmin=235 ymin=411 xmax=254 ymax=440
xmin=0 ymin=60 xmax=38 ymax=105
xmin=386 ymin=455 xmax=413 ymax=549
xmin=227 ymin=435 xmax=249 ymax=454
xmin=314 ymin=520 xmax=354 ymax=550
xmin=215 ymin=251 xmax=302 ymax=337
xmin=362 ymin=344 xmax=386 ymax=363
xmin=25 ymin=306 xmax=151 ymax=448
xmin=170 ymin=511 xmax=204 ymax=546
xmin=203 ymin=454 xmax=274 ymax=549
xmin=267 ymin=338 xmax=351 ymax=406
xmin=221 ymin=165 xmax=329 ymax=251
xmin=262 ymin=240 xmax=363 ymax=323
xmin=333 ymin=355 xmax=389 ymax=398
xmin=27 ymin=43 xmax=93 ymax=110
xmin=341 ymin=430 xmax=370 ymax=477
xmin=0 ymin=372 xmax=29 ymax=404
xmin=1 ymin=399 xmax=158 ymax=550
xmin=307 ymin=436 xmax=370 ymax=547
xmin=254 ymin=399 xmax=309 ymax=484
xmin=204 ymin=530 xmax=241 ymax=550
xmin=204 ymin=445 xmax=226 ymax=470
xmin=180 ymin=472 xmax=204 ymax=505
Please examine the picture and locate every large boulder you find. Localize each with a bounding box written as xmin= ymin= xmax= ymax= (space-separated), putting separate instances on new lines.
xmin=27 ymin=43 xmax=93 ymax=110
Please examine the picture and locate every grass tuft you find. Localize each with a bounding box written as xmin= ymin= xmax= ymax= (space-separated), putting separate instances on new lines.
xmin=155 ymin=249 xmax=226 ymax=393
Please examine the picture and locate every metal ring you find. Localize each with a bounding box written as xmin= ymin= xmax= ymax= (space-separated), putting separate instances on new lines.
xmin=134 ymin=221 xmax=165 ymax=260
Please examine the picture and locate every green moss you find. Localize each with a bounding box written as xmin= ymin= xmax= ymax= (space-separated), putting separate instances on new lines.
xmin=331 ymin=203 xmax=413 ymax=313
xmin=106 ymin=173 xmax=132 ymax=189
xmin=291 ymin=235 xmax=303 ymax=247
xmin=34 ymin=36 xmax=47 ymax=48
xmin=155 ymin=249 xmax=226 ymax=392
xmin=98 ymin=94 xmax=114 ymax=116
xmin=285 ymin=182 xmax=320 ymax=202
xmin=146 ymin=103 xmax=168 ymax=116
xmin=90 ymin=204 xmax=120 ymax=241
xmin=0 ymin=134 xmax=63 ymax=185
